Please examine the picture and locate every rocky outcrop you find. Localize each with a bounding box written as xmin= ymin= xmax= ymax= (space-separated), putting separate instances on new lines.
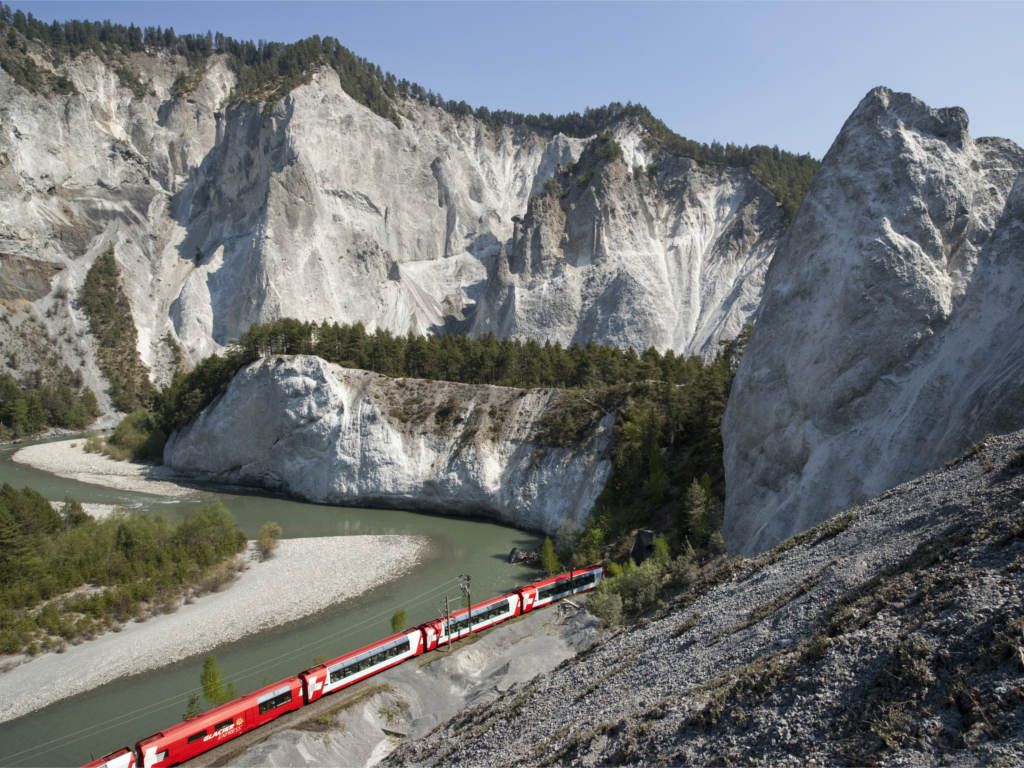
xmin=473 ymin=131 xmax=782 ymax=357
xmin=0 ymin=47 xmax=784 ymax=412
xmin=722 ymin=87 xmax=1024 ymax=554
xmin=163 ymin=355 xmax=615 ymax=534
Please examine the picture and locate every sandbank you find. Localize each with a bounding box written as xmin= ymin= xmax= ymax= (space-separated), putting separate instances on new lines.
xmin=0 ymin=535 xmax=430 ymax=723
xmin=11 ymin=439 xmax=197 ymax=497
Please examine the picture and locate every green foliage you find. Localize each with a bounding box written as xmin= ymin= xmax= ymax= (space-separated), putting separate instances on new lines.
xmin=0 ymin=369 xmax=99 ymax=439
xmin=0 ymin=493 xmax=247 ymax=654
xmin=79 ymin=249 xmax=156 ymax=412
xmin=540 ymin=537 xmax=560 ymax=576
xmin=151 ymin=319 xmax=742 ymax=439
xmin=201 ymin=654 xmax=235 ymax=707
xmin=104 ymin=408 xmax=165 ymax=461
xmin=585 ymin=585 xmax=622 ymax=626
xmin=0 ymin=48 xmax=76 ymax=95
xmin=183 ymin=691 xmax=201 ymax=720
xmin=390 ymin=609 xmax=407 ymax=634
xmin=114 ymin=64 xmax=148 ymax=97
xmin=636 ymin=109 xmax=819 ymax=223
xmin=258 ymin=520 xmax=282 ymax=560
xmin=588 ymin=548 xmax=700 ymax=625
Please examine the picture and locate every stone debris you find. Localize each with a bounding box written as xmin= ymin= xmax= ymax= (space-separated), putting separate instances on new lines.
xmin=387 ymin=428 xmax=1024 ymax=767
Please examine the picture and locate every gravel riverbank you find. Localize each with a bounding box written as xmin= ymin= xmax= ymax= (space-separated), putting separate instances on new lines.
xmin=12 ymin=439 xmax=198 ymax=497
xmin=0 ymin=535 xmax=430 ymax=723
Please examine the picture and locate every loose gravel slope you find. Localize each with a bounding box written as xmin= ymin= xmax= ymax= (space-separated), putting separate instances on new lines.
xmin=391 ymin=429 xmax=1024 ymax=767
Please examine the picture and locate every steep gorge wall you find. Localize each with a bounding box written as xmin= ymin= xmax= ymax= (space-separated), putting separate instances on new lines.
xmin=722 ymin=87 xmax=1024 ymax=554
xmin=0 ymin=47 xmax=785 ymax=414
xmin=163 ymin=355 xmax=615 ymax=534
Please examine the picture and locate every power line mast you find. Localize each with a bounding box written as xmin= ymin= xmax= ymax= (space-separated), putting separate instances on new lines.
xmin=458 ymin=573 xmax=471 ymax=644
xmin=441 ymin=594 xmax=451 ymax=653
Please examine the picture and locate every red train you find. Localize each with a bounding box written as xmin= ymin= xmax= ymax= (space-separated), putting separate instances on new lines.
xmin=81 ymin=565 xmax=603 ymax=768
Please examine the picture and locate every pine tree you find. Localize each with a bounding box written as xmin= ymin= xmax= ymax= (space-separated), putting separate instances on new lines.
xmin=200 ymin=655 xmax=234 ymax=706
xmin=540 ymin=537 xmax=560 ymax=576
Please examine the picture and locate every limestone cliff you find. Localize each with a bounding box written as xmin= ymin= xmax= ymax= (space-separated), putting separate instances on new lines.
xmin=473 ymin=131 xmax=781 ymax=357
xmin=163 ymin=355 xmax=615 ymax=534
xmin=0 ymin=45 xmax=784 ymax=413
xmin=722 ymin=87 xmax=1024 ymax=554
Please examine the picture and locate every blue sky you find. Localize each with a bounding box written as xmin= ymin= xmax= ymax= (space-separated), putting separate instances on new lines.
xmin=8 ymin=1 xmax=1022 ymax=158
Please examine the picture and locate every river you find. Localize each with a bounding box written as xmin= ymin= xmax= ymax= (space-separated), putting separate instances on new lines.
xmin=0 ymin=437 xmax=543 ymax=767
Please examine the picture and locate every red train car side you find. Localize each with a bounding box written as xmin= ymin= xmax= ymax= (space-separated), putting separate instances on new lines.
xmin=80 ymin=566 xmax=605 ymax=768
xmin=519 ymin=564 xmax=603 ymax=612
xmin=300 ymin=627 xmax=424 ymax=704
xmin=423 ymin=592 xmax=520 ymax=649
xmin=134 ymin=676 xmax=302 ymax=768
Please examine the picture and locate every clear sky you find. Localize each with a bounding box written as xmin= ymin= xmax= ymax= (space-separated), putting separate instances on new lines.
xmin=8 ymin=1 xmax=1023 ymax=158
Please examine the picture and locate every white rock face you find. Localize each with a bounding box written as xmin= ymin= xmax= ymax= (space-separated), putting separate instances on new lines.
xmin=473 ymin=127 xmax=782 ymax=357
xmin=0 ymin=51 xmax=783 ymax=411
xmin=722 ymin=87 xmax=1024 ymax=555
xmin=163 ymin=355 xmax=615 ymax=534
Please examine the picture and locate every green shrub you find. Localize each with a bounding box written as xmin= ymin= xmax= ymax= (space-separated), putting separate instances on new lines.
xmin=586 ymin=584 xmax=622 ymax=626
xmin=106 ymin=408 xmax=166 ymax=461
xmin=258 ymin=521 xmax=282 ymax=560
xmin=540 ymin=537 xmax=560 ymax=576
xmin=390 ymin=609 xmax=407 ymax=634
xmin=79 ymin=250 xmax=156 ymax=412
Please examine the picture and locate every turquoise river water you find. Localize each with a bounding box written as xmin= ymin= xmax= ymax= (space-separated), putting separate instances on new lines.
xmin=0 ymin=437 xmax=544 ymax=766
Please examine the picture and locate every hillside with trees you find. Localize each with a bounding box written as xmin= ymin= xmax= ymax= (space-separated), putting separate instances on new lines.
xmin=109 ymin=319 xmax=748 ymax=582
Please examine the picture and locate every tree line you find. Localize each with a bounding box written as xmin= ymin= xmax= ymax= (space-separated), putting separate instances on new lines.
xmin=0 ymin=5 xmax=818 ymax=218
xmin=0 ymin=368 xmax=99 ymax=439
xmin=153 ymin=319 xmax=745 ymax=434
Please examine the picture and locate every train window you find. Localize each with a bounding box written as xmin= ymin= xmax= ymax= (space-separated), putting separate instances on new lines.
xmin=258 ymin=690 xmax=292 ymax=714
xmin=537 ymin=579 xmax=572 ymax=601
xmin=572 ymin=573 xmax=597 ymax=590
xmin=214 ymin=719 xmax=233 ymax=731
xmin=330 ymin=638 xmax=411 ymax=683
xmin=187 ymin=730 xmax=206 ymax=744
xmin=470 ymin=601 xmax=509 ymax=627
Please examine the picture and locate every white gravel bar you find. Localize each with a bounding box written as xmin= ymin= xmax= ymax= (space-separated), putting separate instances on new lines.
xmin=11 ymin=439 xmax=197 ymax=497
xmin=0 ymin=535 xmax=430 ymax=723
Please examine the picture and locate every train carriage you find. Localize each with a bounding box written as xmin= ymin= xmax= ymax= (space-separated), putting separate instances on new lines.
xmin=425 ymin=591 xmax=520 ymax=649
xmin=300 ymin=627 xmax=424 ymax=704
xmin=79 ymin=566 xmax=604 ymax=768
xmin=134 ymin=676 xmax=302 ymax=768
xmin=519 ymin=564 xmax=603 ymax=612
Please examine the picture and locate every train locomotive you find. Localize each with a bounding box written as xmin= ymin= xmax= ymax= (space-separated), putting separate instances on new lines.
xmin=81 ymin=564 xmax=603 ymax=768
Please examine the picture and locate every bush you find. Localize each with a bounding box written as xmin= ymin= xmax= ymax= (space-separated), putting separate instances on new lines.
xmin=106 ymin=408 xmax=166 ymax=461
xmin=391 ymin=609 xmax=407 ymax=634
xmin=586 ymin=584 xmax=622 ymax=626
xmin=258 ymin=521 xmax=282 ymax=560
xmin=540 ymin=537 xmax=560 ymax=576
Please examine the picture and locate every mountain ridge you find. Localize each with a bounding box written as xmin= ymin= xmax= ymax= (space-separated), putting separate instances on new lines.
xmin=0 ymin=10 xmax=806 ymax=414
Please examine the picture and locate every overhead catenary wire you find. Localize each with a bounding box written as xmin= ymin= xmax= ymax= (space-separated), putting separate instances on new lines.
xmin=0 ymin=575 xmax=467 ymax=764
